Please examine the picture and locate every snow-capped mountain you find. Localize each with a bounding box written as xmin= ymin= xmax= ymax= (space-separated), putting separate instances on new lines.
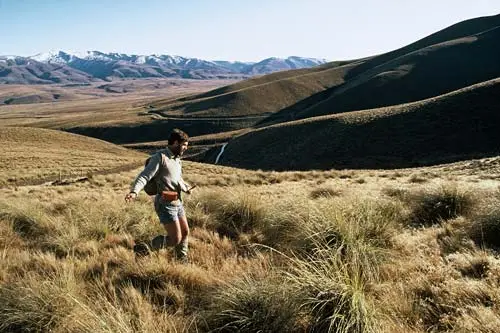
xmin=242 ymin=56 xmax=329 ymax=75
xmin=0 ymin=55 xmax=97 ymax=85
xmin=0 ymin=51 xmax=329 ymax=84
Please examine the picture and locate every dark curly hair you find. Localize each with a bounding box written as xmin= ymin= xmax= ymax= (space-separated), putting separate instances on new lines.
xmin=168 ymin=128 xmax=189 ymax=145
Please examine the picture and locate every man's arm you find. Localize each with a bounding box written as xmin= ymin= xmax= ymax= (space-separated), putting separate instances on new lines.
xmin=130 ymin=153 xmax=161 ymax=195
xmin=177 ymin=159 xmax=190 ymax=193
xmin=179 ymin=177 xmax=190 ymax=193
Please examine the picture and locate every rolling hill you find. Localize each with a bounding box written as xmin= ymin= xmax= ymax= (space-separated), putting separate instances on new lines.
xmin=286 ymin=24 xmax=500 ymax=121
xmin=145 ymin=14 xmax=500 ymax=127
xmin=3 ymin=14 xmax=500 ymax=172
xmin=146 ymin=61 xmax=356 ymax=118
xmin=0 ymin=127 xmax=145 ymax=186
xmin=346 ymin=13 xmax=500 ymax=80
xmin=215 ymin=78 xmax=500 ymax=170
xmin=258 ymin=14 xmax=500 ymax=125
xmin=60 ymin=62 xmax=359 ymax=144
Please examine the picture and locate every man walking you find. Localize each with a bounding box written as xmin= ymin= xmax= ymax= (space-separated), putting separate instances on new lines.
xmin=125 ymin=129 xmax=193 ymax=262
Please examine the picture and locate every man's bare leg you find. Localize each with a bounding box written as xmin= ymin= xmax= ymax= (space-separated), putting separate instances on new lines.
xmin=149 ymin=217 xmax=189 ymax=261
xmin=175 ymin=215 xmax=189 ymax=259
xmin=163 ymin=220 xmax=182 ymax=245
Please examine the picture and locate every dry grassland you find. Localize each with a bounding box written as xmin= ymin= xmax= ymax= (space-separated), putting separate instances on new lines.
xmin=0 ymin=127 xmax=145 ymax=186
xmin=1 ymin=151 xmax=500 ymax=332
xmin=0 ymin=79 xmax=235 ymax=128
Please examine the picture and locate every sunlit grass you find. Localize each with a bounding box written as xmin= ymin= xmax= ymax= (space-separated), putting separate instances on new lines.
xmin=1 ymin=158 xmax=500 ymax=332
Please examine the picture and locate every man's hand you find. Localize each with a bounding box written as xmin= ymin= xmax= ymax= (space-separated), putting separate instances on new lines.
xmin=125 ymin=192 xmax=137 ymax=202
xmin=186 ymin=185 xmax=196 ymax=195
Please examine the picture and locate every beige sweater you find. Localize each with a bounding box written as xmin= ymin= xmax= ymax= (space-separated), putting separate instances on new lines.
xmin=130 ymin=148 xmax=189 ymax=195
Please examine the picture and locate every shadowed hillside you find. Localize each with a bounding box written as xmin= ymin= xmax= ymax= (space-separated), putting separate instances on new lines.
xmin=263 ymin=21 xmax=500 ymax=125
xmin=216 ymin=78 xmax=500 ymax=170
xmin=149 ymin=14 xmax=500 ymax=125
xmin=345 ymin=13 xmax=500 ymax=80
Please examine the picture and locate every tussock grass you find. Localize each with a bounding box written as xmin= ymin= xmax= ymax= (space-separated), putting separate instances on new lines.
xmin=408 ymin=173 xmax=429 ymax=184
xmin=0 ymin=266 xmax=79 ymax=333
xmin=284 ymin=197 xmax=403 ymax=276
xmin=450 ymin=252 xmax=491 ymax=279
xmin=202 ymin=276 xmax=303 ymax=333
xmin=452 ymin=306 xmax=500 ymax=333
xmin=186 ymin=189 xmax=266 ymax=240
xmin=0 ymin=202 xmax=51 ymax=240
xmin=407 ymin=184 xmax=476 ymax=226
xmin=2 ymin=158 xmax=500 ymax=332
xmin=432 ymin=193 xmax=500 ymax=253
xmin=436 ymin=217 xmax=475 ymax=254
xmin=284 ymin=255 xmax=377 ymax=333
xmin=0 ymin=197 xmax=158 ymax=258
xmin=381 ymin=186 xmax=410 ymax=201
xmin=410 ymin=278 xmax=497 ymax=330
xmin=60 ymin=282 xmax=192 ymax=332
xmin=467 ymin=206 xmax=500 ymax=251
xmin=310 ymin=186 xmax=342 ymax=199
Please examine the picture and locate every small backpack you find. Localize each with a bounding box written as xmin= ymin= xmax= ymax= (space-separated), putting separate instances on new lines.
xmin=143 ymin=156 xmax=159 ymax=195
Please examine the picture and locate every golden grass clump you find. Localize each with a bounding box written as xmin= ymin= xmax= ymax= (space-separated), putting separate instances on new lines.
xmin=406 ymin=184 xmax=476 ymax=226
xmin=0 ymin=265 xmax=80 ymax=332
xmin=185 ymin=189 xmax=267 ymax=240
xmin=309 ymin=186 xmax=343 ymax=199
xmin=284 ymin=255 xmax=377 ymax=333
xmin=277 ymin=196 xmax=403 ymax=278
xmin=467 ymin=205 xmax=500 ymax=251
xmin=202 ymin=276 xmax=304 ymax=333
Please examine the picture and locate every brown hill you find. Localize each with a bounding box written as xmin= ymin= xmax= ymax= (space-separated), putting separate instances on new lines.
xmin=262 ymin=17 xmax=500 ymax=125
xmin=146 ymin=61 xmax=356 ymax=118
xmin=143 ymin=14 xmax=500 ymax=132
xmin=215 ymin=78 xmax=500 ymax=170
xmin=346 ymin=13 xmax=500 ymax=80
xmin=0 ymin=127 xmax=144 ymax=186
xmin=286 ymin=25 xmax=500 ymax=121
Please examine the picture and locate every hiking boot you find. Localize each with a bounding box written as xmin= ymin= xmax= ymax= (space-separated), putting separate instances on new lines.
xmin=151 ymin=235 xmax=169 ymax=251
xmin=176 ymin=255 xmax=189 ymax=264
xmin=174 ymin=239 xmax=188 ymax=259
xmin=133 ymin=242 xmax=150 ymax=257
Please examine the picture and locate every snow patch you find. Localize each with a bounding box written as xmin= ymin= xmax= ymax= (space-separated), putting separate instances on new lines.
xmin=136 ymin=55 xmax=147 ymax=64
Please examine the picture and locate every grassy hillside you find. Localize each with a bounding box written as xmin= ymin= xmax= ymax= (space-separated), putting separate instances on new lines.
xmin=151 ymin=61 xmax=343 ymax=104
xmin=0 ymin=127 xmax=145 ymax=186
xmin=146 ymin=62 xmax=356 ymax=118
xmin=266 ymin=24 xmax=500 ymax=123
xmin=217 ymin=78 xmax=500 ymax=170
xmin=2 ymin=150 xmax=500 ymax=332
xmin=136 ymin=15 xmax=500 ymax=139
xmin=147 ymin=14 xmax=500 ymax=126
xmin=56 ymin=63 xmax=358 ymax=144
xmin=346 ymin=13 xmax=500 ymax=80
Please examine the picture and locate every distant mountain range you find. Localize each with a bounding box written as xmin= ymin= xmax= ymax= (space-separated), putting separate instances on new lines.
xmin=0 ymin=51 xmax=328 ymax=84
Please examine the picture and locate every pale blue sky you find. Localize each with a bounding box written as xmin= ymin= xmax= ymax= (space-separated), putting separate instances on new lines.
xmin=1 ymin=0 xmax=498 ymax=61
